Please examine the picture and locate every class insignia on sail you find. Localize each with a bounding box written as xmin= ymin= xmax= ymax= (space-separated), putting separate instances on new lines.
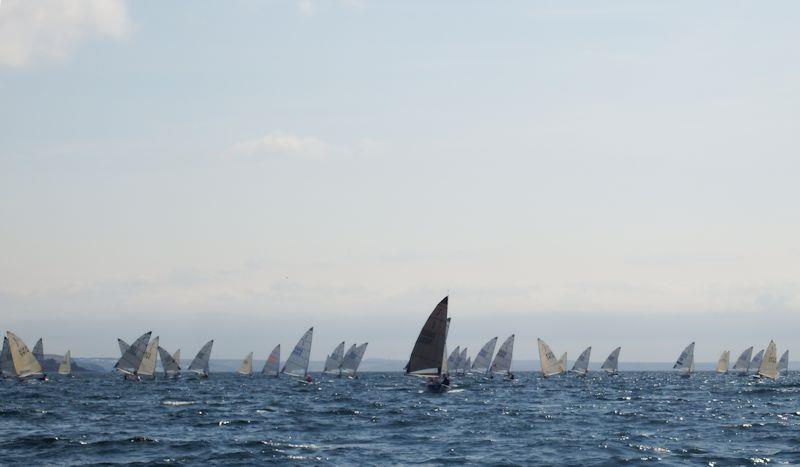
xmin=5 ymin=332 xmax=45 ymax=380
xmin=538 ymin=339 xmax=562 ymax=378
xmin=757 ymin=341 xmax=778 ymax=380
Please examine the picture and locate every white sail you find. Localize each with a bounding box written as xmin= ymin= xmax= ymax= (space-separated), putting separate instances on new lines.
xmin=118 ymin=339 xmax=130 ymax=357
xmin=538 ymin=338 xmax=562 ymax=377
xmin=732 ymin=346 xmax=753 ymax=372
xmin=673 ymin=342 xmax=695 ymax=375
xmin=172 ymin=349 xmax=181 ymax=369
xmin=137 ymin=336 xmax=159 ymax=378
xmin=778 ymin=350 xmax=789 ymax=375
xmin=457 ymin=347 xmax=468 ymax=375
xmin=237 ymin=352 xmax=253 ymax=375
xmin=601 ymin=347 xmax=621 ymax=374
xmin=115 ymin=332 xmax=151 ymax=376
xmin=750 ymin=349 xmax=765 ymax=372
xmin=188 ymin=340 xmax=214 ymax=376
xmin=58 ymin=351 xmax=71 ymax=376
xmin=0 ymin=337 xmax=16 ymax=377
xmin=464 ymin=356 xmax=471 ymax=374
xmin=571 ymin=346 xmax=591 ymax=375
xmin=491 ymin=334 xmax=515 ymax=375
xmin=282 ymin=328 xmax=313 ymax=378
xmin=323 ymin=342 xmax=346 ymax=374
xmin=262 ymin=344 xmax=281 ymax=376
xmin=6 ymin=331 xmax=43 ymax=378
xmin=341 ymin=343 xmax=368 ymax=376
xmin=557 ymin=352 xmax=567 ymax=374
xmin=758 ymin=341 xmax=778 ymax=380
xmin=32 ymin=338 xmax=44 ymax=364
xmin=715 ymin=350 xmax=730 ymax=373
xmin=446 ymin=346 xmax=461 ymax=375
xmin=471 ymin=337 xmax=498 ymax=374
xmin=407 ymin=297 xmax=449 ymax=377
xmin=158 ymin=347 xmax=181 ymax=376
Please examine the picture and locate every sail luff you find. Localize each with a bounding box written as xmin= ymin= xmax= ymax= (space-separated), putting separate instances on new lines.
xmin=6 ymin=332 xmax=43 ymax=378
xmin=58 ymin=351 xmax=71 ymax=375
xmin=758 ymin=341 xmax=778 ymax=380
xmin=282 ymin=328 xmax=314 ymax=377
xmin=406 ymin=297 xmax=449 ymax=377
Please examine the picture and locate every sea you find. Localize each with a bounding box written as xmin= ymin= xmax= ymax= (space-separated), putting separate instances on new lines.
xmin=1 ymin=372 xmax=798 ymax=465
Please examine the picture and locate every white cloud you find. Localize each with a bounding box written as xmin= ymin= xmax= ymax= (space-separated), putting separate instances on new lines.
xmin=0 ymin=0 xmax=129 ymax=68
xmin=229 ymin=132 xmax=330 ymax=160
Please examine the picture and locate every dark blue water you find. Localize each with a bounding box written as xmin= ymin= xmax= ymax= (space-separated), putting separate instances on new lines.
xmin=1 ymin=372 xmax=799 ymax=465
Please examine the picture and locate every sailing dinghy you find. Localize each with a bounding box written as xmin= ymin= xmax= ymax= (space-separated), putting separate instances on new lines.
xmin=538 ymin=339 xmax=562 ymax=378
xmin=282 ymin=328 xmax=314 ymax=382
xmin=471 ymin=337 xmax=498 ymax=375
xmin=341 ymin=343 xmax=368 ymax=378
xmin=0 ymin=337 xmax=16 ymax=378
xmin=557 ymin=352 xmax=567 ymax=374
xmin=601 ymin=347 xmax=621 ymax=375
xmin=32 ymin=338 xmax=44 ymax=366
xmin=6 ymin=332 xmax=45 ymax=380
xmin=172 ymin=349 xmax=181 ymax=369
xmin=188 ymin=340 xmax=214 ymax=378
xmin=751 ymin=349 xmax=765 ymax=373
xmin=757 ymin=341 xmax=778 ymax=380
xmin=716 ymin=350 xmax=730 ymax=373
xmin=136 ymin=336 xmax=159 ymax=379
xmin=406 ymin=296 xmax=450 ymax=392
xmin=674 ymin=342 xmax=695 ymax=378
xmin=571 ymin=346 xmax=591 ymax=376
xmin=732 ymin=346 xmax=753 ymax=375
xmin=323 ymin=342 xmax=346 ymax=375
xmin=446 ymin=346 xmax=461 ymax=376
xmin=58 ymin=351 xmax=72 ymax=376
xmin=463 ymin=356 xmax=472 ymax=375
xmin=778 ymin=350 xmax=789 ymax=376
xmin=158 ymin=347 xmax=181 ymax=378
xmin=490 ymin=334 xmax=515 ymax=379
xmin=114 ymin=331 xmax=151 ymax=381
xmin=237 ymin=352 xmax=254 ymax=376
xmin=457 ymin=348 xmax=468 ymax=376
xmin=262 ymin=345 xmax=280 ymax=377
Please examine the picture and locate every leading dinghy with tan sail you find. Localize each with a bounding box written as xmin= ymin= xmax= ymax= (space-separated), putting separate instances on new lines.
xmin=601 ymin=347 xmax=621 ymax=375
xmin=406 ymin=296 xmax=450 ymax=392
xmin=237 ymin=352 xmax=254 ymax=376
xmin=282 ymin=328 xmax=314 ymax=383
xmin=716 ymin=350 xmax=730 ymax=374
xmin=757 ymin=341 xmax=778 ymax=380
xmin=674 ymin=342 xmax=695 ymax=378
xmin=262 ymin=345 xmax=280 ymax=377
xmin=571 ymin=347 xmax=591 ymax=377
xmin=538 ymin=339 xmax=562 ymax=378
xmin=490 ymin=334 xmax=515 ymax=379
xmin=188 ymin=340 xmax=214 ymax=379
xmin=114 ymin=331 xmax=151 ymax=381
xmin=6 ymin=332 xmax=45 ymax=380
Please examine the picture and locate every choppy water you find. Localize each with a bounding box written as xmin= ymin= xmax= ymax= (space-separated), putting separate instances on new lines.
xmin=1 ymin=372 xmax=799 ymax=465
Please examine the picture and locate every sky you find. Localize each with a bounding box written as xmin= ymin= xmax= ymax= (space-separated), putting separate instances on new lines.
xmin=2 ymin=0 xmax=800 ymax=363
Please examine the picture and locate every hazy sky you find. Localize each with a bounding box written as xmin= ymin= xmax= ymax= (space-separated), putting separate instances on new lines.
xmin=2 ymin=1 xmax=800 ymax=362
